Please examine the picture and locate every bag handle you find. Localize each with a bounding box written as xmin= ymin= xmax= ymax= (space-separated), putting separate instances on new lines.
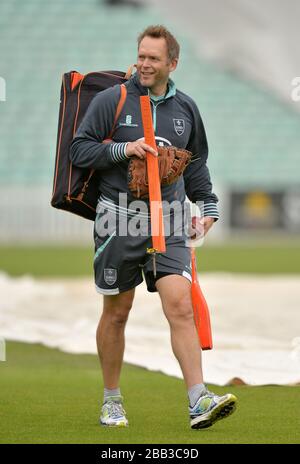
xmin=125 ymin=64 xmax=135 ymax=80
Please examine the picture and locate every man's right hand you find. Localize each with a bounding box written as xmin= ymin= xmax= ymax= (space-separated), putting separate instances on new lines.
xmin=126 ymin=138 xmax=158 ymax=159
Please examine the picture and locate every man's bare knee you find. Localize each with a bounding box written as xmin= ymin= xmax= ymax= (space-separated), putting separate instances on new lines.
xmin=110 ymin=307 xmax=132 ymax=326
xmin=164 ymin=295 xmax=194 ymax=324
xmin=102 ymin=290 xmax=134 ymax=326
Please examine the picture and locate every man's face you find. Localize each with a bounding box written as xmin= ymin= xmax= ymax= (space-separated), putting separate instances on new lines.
xmin=137 ymin=36 xmax=177 ymax=93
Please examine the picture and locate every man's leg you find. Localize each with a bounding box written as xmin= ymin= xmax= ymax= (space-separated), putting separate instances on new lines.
xmin=97 ymin=288 xmax=135 ymax=427
xmin=156 ymin=274 xmax=237 ymax=429
xmin=155 ymin=274 xmax=203 ymax=388
xmin=96 ymin=288 xmax=135 ymax=389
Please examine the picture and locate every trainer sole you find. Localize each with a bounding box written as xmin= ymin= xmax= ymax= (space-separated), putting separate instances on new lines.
xmin=190 ymin=394 xmax=237 ymax=430
xmin=100 ymin=421 xmax=128 ymax=427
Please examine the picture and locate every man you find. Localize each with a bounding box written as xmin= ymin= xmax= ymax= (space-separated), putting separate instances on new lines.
xmin=70 ymin=25 xmax=237 ymax=429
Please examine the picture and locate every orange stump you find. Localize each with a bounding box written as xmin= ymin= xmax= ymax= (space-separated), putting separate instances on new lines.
xmin=191 ymin=247 xmax=213 ymax=350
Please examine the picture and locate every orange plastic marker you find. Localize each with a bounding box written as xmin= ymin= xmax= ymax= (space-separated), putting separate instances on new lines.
xmin=140 ymin=96 xmax=166 ymax=253
xmin=191 ymin=247 xmax=213 ymax=350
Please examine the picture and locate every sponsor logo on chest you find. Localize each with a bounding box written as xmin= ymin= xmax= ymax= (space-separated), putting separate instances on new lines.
xmin=119 ymin=114 xmax=139 ymax=128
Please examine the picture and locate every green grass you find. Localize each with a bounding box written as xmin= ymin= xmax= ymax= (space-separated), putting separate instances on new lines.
xmin=0 ymin=342 xmax=299 ymax=444
xmin=1 ymin=242 xmax=300 ymax=277
xmin=0 ymin=246 xmax=93 ymax=277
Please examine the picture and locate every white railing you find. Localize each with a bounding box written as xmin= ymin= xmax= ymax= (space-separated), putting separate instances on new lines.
xmin=0 ymin=186 xmax=93 ymax=244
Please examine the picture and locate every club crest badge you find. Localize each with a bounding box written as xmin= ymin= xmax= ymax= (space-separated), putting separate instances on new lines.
xmin=104 ymin=268 xmax=117 ymax=286
xmin=173 ymin=119 xmax=185 ymax=136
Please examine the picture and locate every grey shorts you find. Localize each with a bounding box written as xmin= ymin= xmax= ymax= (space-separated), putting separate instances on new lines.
xmin=93 ymin=199 xmax=192 ymax=295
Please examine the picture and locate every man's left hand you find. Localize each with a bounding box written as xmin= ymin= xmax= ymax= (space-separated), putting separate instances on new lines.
xmin=189 ymin=216 xmax=215 ymax=240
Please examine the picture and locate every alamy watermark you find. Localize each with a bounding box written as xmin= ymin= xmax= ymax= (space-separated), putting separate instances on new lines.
xmin=291 ymin=77 xmax=300 ymax=102
xmin=0 ymin=337 xmax=6 ymax=361
xmin=0 ymin=76 xmax=6 ymax=102
xmin=95 ymin=194 xmax=206 ymax=247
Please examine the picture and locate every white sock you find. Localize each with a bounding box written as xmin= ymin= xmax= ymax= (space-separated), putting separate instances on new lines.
xmin=188 ymin=383 xmax=206 ymax=408
xmin=104 ymin=387 xmax=121 ymax=403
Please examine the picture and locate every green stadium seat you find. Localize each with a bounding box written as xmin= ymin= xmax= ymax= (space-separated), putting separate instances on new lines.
xmin=0 ymin=0 xmax=299 ymax=188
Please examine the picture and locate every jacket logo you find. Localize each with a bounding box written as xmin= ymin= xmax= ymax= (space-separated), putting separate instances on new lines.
xmin=104 ymin=268 xmax=117 ymax=286
xmin=119 ymin=114 xmax=138 ymax=128
xmin=173 ymin=119 xmax=185 ymax=136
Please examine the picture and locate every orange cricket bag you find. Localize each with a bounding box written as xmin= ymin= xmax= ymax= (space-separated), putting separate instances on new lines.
xmin=51 ymin=69 xmax=130 ymax=221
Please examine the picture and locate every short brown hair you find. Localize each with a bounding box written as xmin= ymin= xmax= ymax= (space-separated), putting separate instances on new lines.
xmin=137 ymin=25 xmax=180 ymax=62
